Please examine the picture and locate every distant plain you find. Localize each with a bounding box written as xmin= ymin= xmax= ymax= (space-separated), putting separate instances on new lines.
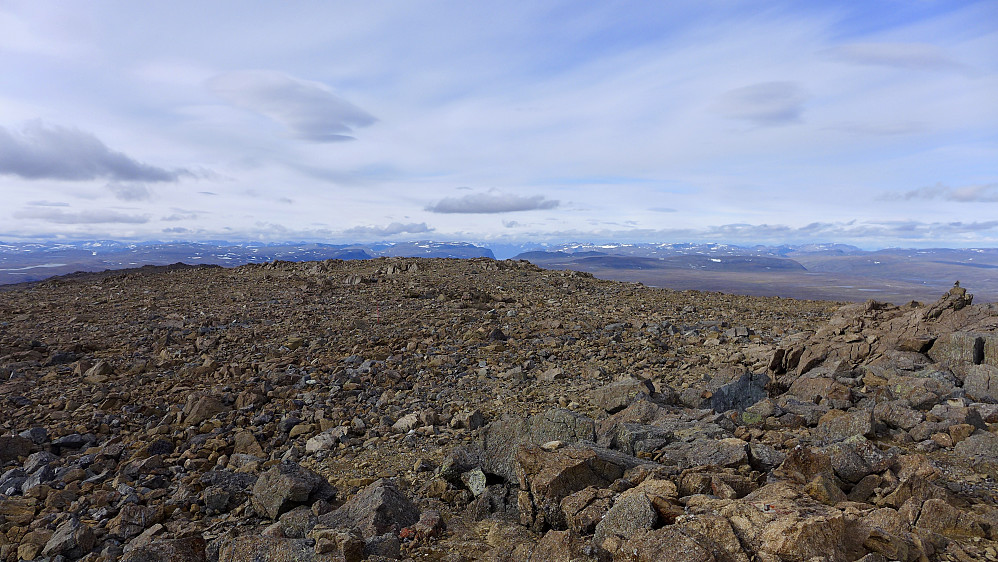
xmin=2 ymin=241 xmax=996 ymax=304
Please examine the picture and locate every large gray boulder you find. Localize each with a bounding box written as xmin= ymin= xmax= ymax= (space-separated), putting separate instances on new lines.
xmin=479 ymin=408 xmax=596 ymax=482
xmin=593 ymin=490 xmax=658 ymax=548
xmin=963 ymin=363 xmax=998 ymax=402
xmin=217 ymin=536 xmax=320 ymax=562
xmin=42 ymin=518 xmax=96 ymax=559
xmin=710 ymin=372 xmax=769 ymax=413
xmin=251 ymin=462 xmax=335 ymax=519
xmin=928 ymin=331 xmax=984 ymax=366
xmin=318 ymin=478 xmax=419 ymax=539
xmin=592 ymin=377 xmax=659 ymax=413
xmin=515 ymin=444 xmax=643 ymax=531
xmin=121 ymin=536 xmax=207 ymax=562
xmin=657 ymin=437 xmax=748 ymax=470
xmin=815 ymin=409 xmax=875 ymax=444
xmin=0 ymin=435 xmax=33 ymax=463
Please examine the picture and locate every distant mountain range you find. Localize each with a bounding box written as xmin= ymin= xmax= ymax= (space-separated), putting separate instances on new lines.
xmin=512 ymin=243 xmax=998 ymax=303
xmin=2 ymin=239 xmax=997 ymax=303
xmin=0 ymin=240 xmax=493 ymax=285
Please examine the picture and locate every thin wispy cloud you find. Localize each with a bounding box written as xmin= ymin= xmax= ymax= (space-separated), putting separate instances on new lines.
xmin=107 ymin=182 xmax=153 ymax=201
xmin=0 ymin=122 xmax=186 ymax=182
xmin=207 ymin=70 xmax=376 ymax=142
xmin=342 ymin=222 xmax=433 ymax=237
xmin=14 ymin=207 xmax=151 ymax=224
xmin=27 ymin=200 xmax=70 ymax=207
xmin=161 ymin=209 xmax=201 ymax=221
xmin=427 ymin=191 xmax=559 ymax=214
xmin=825 ymin=42 xmax=964 ymax=71
xmin=883 ymin=183 xmax=998 ymax=203
xmin=827 ymin=121 xmax=926 ymax=136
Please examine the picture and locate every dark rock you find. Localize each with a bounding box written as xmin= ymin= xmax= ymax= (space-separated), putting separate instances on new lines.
xmin=0 ymin=435 xmax=34 ymax=462
xmin=23 ymin=450 xmax=58 ymax=473
xmin=822 ymin=443 xmax=873 ymax=484
xmin=52 ymin=433 xmax=92 ymax=449
xmin=121 ymin=536 xmax=208 ymax=562
xmin=710 ymin=372 xmax=769 ymax=413
xmin=217 ymin=536 xmax=319 ymax=562
xmin=748 ymin=443 xmax=786 ymax=472
xmin=18 ymin=426 xmax=48 ymax=444
xmin=364 ymin=533 xmax=401 ymax=559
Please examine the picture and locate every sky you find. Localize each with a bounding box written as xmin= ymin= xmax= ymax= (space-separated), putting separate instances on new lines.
xmin=0 ymin=0 xmax=996 ymax=249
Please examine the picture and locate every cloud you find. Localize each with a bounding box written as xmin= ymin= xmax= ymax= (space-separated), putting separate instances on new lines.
xmin=649 ymin=207 xmax=677 ymax=213
xmin=161 ymin=209 xmax=201 ymax=221
xmin=827 ymin=121 xmax=926 ymax=136
xmin=427 ymin=190 xmax=560 ymax=213
xmin=0 ymin=122 xmax=186 ymax=182
xmin=713 ymin=82 xmax=807 ymax=126
xmin=342 ymin=222 xmax=434 ymax=237
xmin=14 ymin=207 xmax=150 ymax=224
xmin=207 ymin=70 xmax=376 ymax=142
xmin=107 ymin=182 xmax=152 ymax=201
xmin=26 ymin=200 xmax=69 ymax=207
xmin=883 ymin=183 xmax=998 ymax=203
xmin=825 ymin=42 xmax=963 ymax=71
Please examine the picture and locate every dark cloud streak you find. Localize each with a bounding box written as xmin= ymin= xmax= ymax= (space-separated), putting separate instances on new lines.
xmin=342 ymin=222 xmax=433 ymax=237
xmin=825 ymin=42 xmax=964 ymax=71
xmin=714 ymin=82 xmax=806 ymax=126
xmin=427 ymin=191 xmax=559 ymax=214
xmin=0 ymin=122 xmax=187 ymax=182
xmin=107 ymin=183 xmax=153 ymax=201
xmin=14 ymin=207 xmax=151 ymax=224
xmin=882 ymin=183 xmax=998 ymax=203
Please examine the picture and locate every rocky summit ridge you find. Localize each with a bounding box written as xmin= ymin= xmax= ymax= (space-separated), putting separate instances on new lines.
xmin=2 ymin=257 xmax=998 ymax=561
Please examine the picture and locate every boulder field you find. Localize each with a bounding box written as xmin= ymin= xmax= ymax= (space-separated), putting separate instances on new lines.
xmin=2 ymin=257 xmax=998 ymax=560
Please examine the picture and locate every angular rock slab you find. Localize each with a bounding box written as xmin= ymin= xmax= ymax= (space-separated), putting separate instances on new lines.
xmin=251 ymin=462 xmax=335 ymax=519
xmin=318 ymin=478 xmax=419 ymax=539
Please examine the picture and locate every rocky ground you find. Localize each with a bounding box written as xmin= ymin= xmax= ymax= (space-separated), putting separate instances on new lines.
xmin=2 ymin=257 xmax=998 ymax=561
